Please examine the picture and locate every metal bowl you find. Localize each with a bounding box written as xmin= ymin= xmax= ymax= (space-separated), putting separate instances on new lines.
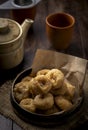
xmin=10 ymin=67 xmax=84 ymax=127
xmin=0 ymin=0 xmax=41 ymax=9
xmin=0 ymin=0 xmax=41 ymax=23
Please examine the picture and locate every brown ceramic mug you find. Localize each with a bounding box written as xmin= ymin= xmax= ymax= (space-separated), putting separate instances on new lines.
xmin=46 ymin=12 xmax=75 ymax=50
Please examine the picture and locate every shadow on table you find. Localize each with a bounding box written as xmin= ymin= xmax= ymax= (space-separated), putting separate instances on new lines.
xmin=0 ymin=60 xmax=24 ymax=85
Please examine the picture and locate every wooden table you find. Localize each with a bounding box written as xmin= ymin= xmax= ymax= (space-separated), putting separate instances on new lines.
xmin=0 ymin=0 xmax=88 ymax=130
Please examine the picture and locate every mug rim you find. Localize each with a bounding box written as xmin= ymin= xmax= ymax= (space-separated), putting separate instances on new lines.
xmin=46 ymin=12 xmax=75 ymax=29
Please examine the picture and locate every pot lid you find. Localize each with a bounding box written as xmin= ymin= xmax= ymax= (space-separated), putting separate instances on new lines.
xmin=0 ymin=18 xmax=20 ymax=43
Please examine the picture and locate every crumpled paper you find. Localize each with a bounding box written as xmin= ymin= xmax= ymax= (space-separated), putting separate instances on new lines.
xmin=32 ymin=49 xmax=87 ymax=101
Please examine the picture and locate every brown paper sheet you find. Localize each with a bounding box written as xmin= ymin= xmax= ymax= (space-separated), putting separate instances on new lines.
xmin=32 ymin=49 xmax=87 ymax=90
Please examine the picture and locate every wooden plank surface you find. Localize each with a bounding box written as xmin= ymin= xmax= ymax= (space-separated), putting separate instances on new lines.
xmin=0 ymin=0 xmax=88 ymax=130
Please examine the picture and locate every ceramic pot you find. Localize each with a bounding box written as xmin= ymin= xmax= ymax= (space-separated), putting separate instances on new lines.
xmin=0 ymin=18 xmax=33 ymax=69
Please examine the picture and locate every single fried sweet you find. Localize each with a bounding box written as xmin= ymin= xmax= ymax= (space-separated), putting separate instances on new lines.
xmin=50 ymin=82 xmax=67 ymax=96
xmin=34 ymin=75 xmax=52 ymax=94
xmin=14 ymin=81 xmax=30 ymax=102
xmin=34 ymin=93 xmax=54 ymax=110
xmin=36 ymin=69 xmax=50 ymax=76
xmin=63 ymin=79 xmax=76 ymax=101
xmin=28 ymin=78 xmax=42 ymax=97
xmin=46 ymin=69 xmax=64 ymax=89
xmin=55 ymin=96 xmax=73 ymax=111
xmin=44 ymin=104 xmax=60 ymax=115
xmin=19 ymin=98 xmax=36 ymax=112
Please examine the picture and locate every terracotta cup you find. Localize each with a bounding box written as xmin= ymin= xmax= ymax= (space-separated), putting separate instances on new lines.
xmin=46 ymin=12 xmax=75 ymax=50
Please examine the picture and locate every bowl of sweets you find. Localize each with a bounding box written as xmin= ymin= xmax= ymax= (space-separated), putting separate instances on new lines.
xmin=10 ymin=67 xmax=83 ymax=126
